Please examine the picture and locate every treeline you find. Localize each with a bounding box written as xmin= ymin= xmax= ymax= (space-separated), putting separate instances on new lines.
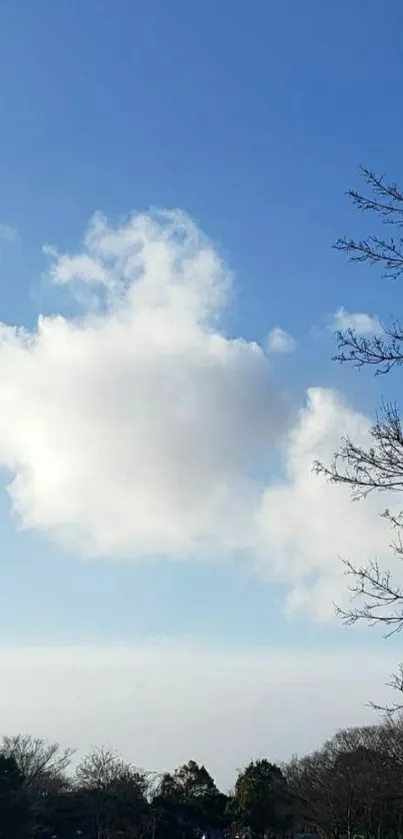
xmin=2 ymin=719 xmax=403 ymax=839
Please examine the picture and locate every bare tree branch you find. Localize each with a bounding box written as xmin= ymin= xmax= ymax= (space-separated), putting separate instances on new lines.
xmin=318 ymin=167 xmax=403 ymax=711
xmin=334 ymin=323 xmax=403 ymax=375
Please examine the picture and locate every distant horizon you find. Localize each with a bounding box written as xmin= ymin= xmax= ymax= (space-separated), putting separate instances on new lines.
xmin=0 ymin=643 xmax=395 ymax=788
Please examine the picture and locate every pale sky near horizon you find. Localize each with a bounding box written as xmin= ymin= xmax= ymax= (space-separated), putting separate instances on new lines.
xmin=0 ymin=0 xmax=402 ymax=785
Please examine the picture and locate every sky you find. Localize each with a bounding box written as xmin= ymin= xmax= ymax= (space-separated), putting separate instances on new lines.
xmin=0 ymin=0 xmax=402 ymax=788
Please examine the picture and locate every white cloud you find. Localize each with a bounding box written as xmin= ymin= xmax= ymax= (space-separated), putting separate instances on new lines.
xmin=257 ymin=388 xmax=398 ymax=620
xmin=0 ymin=224 xmax=17 ymax=243
xmin=332 ymin=306 xmax=382 ymax=335
xmin=0 ymin=208 xmax=396 ymax=619
xmin=0 ymin=210 xmax=288 ymax=559
xmin=0 ymin=643 xmax=394 ymax=788
xmin=266 ymin=326 xmax=296 ymax=354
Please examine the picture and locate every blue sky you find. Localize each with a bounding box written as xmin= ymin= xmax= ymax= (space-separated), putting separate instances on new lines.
xmin=0 ymin=0 xmax=402 ymax=778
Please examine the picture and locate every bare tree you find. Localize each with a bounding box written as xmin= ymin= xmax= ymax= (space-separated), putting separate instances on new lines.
xmin=316 ymin=168 xmax=403 ymax=707
xmin=285 ymin=722 xmax=403 ymax=839
xmin=75 ymin=747 xmax=150 ymax=839
xmin=1 ymin=734 xmax=74 ymax=791
xmin=76 ymin=746 xmax=131 ymax=791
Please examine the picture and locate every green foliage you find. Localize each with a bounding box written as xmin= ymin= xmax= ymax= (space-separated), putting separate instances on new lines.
xmin=153 ymin=760 xmax=227 ymax=838
xmin=2 ymin=721 xmax=403 ymax=838
xmin=232 ymin=759 xmax=295 ymax=839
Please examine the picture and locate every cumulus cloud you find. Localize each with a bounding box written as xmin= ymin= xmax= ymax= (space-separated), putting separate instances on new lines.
xmin=0 ymin=208 xmax=396 ymax=618
xmin=256 ymin=388 xmax=399 ymax=620
xmin=0 ymin=210 xmax=288 ymax=559
xmin=266 ymin=326 xmax=296 ymax=354
xmin=332 ymin=306 xmax=382 ymax=335
xmin=0 ymin=643 xmax=395 ymax=788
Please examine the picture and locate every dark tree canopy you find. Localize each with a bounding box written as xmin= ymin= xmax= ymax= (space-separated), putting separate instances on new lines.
xmin=0 ymin=754 xmax=32 ymax=839
xmin=231 ymin=759 xmax=295 ymax=839
xmin=2 ymin=722 xmax=403 ymax=839
xmin=152 ymin=760 xmax=227 ymax=839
